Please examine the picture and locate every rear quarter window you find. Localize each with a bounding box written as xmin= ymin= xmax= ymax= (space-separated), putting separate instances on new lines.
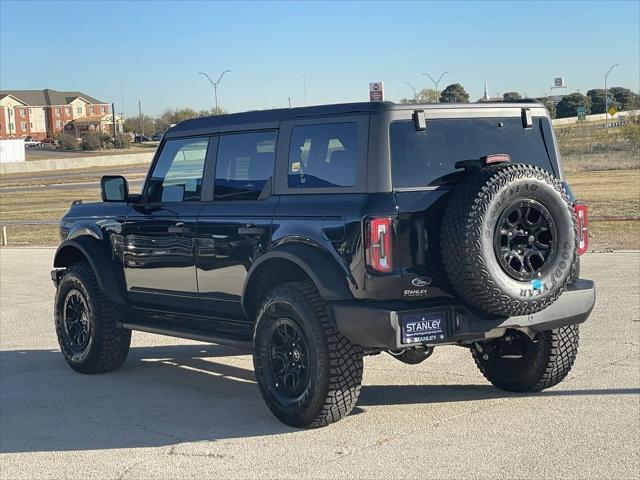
xmin=390 ymin=117 xmax=555 ymax=189
xmin=288 ymin=122 xmax=358 ymax=188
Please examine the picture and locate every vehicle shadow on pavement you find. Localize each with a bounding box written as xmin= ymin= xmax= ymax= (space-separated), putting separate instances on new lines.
xmin=358 ymin=384 xmax=640 ymax=406
xmin=2 ymin=345 xmax=638 ymax=454
xmin=0 ymin=344 xmax=295 ymax=454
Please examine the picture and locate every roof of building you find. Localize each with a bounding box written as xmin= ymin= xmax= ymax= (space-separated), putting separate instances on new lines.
xmin=0 ymin=89 xmax=105 ymax=106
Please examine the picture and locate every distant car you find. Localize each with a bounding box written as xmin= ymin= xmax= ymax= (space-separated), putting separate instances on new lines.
xmin=42 ymin=138 xmax=58 ymax=146
xmin=134 ymin=134 xmax=151 ymax=143
xmin=151 ymin=132 xmax=165 ymax=141
xmin=24 ymin=137 xmax=42 ymax=147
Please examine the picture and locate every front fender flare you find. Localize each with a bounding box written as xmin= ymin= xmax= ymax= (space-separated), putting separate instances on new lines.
xmin=53 ymin=236 xmax=126 ymax=305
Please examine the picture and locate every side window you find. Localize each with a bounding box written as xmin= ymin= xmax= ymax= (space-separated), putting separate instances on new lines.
xmin=146 ymin=138 xmax=208 ymax=202
xmin=214 ymin=131 xmax=276 ymax=201
xmin=288 ymin=122 xmax=357 ymax=188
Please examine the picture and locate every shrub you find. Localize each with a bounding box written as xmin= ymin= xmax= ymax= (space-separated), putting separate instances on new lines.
xmin=98 ymin=132 xmax=113 ymax=149
xmin=60 ymin=133 xmax=79 ymax=150
xmin=114 ymin=134 xmax=131 ymax=149
xmin=81 ymin=132 xmax=101 ymax=151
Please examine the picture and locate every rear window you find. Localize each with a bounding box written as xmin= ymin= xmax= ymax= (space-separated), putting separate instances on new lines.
xmin=390 ymin=117 xmax=555 ymax=188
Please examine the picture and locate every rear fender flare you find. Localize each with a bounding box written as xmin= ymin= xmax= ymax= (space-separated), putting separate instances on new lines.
xmin=241 ymin=243 xmax=353 ymax=318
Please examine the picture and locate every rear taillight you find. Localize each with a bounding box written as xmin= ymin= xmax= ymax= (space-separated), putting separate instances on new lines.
xmin=575 ymin=202 xmax=588 ymax=255
xmin=365 ymin=217 xmax=393 ymax=273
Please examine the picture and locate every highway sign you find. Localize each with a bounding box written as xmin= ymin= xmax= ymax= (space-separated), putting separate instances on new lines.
xmin=608 ymin=106 xmax=618 ymax=117
xmin=576 ymin=106 xmax=586 ymax=120
xmin=554 ymin=77 xmax=565 ymax=87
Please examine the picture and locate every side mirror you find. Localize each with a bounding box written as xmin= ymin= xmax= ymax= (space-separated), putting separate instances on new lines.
xmin=101 ymin=175 xmax=129 ymax=202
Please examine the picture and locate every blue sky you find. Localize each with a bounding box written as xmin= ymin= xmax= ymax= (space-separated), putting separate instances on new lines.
xmin=1 ymin=0 xmax=638 ymax=116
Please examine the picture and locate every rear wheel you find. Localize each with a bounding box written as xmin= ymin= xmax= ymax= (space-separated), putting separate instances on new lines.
xmin=471 ymin=325 xmax=579 ymax=392
xmin=253 ymin=281 xmax=363 ymax=428
xmin=54 ymin=262 xmax=131 ymax=374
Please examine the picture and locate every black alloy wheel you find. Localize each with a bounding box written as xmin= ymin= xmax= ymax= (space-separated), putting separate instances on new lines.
xmin=268 ymin=318 xmax=310 ymax=399
xmin=63 ymin=289 xmax=91 ymax=353
xmin=494 ymin=200 xmax=558 ymax=281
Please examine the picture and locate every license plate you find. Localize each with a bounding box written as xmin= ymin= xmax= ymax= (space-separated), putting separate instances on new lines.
xmin=401 ymin=311 xmax=447 ymax=344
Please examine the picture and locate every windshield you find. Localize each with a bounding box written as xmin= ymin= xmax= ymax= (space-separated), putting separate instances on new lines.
xmin=390 ymin=117 xmax=556 ymax=189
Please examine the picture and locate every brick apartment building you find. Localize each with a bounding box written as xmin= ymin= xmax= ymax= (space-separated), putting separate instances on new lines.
xmin=0 ymin=89 xmax=121 ymax=140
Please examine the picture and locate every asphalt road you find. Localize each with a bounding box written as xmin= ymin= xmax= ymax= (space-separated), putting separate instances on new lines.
xmin=0 ymin=249 xmax=638 ymax=479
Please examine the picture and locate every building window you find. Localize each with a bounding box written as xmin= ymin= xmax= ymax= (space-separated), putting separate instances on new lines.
xmin=56 ymin=120 xmax=62 ymax=129
xmin=21 ymin=108 xmax=27 ymax=116
xmin=9 ymin=123 xmax=14 ymax=131
xmin=100 ymin=106 xmax=105 ymax=113
xmin=8 ymin=109 xmax=12 ymax=117
xmin=21 ymin=122 xmax=27 ymax=130
xmin=30 ymin=122 xmax=34 ymax=128
xmin=65 ymin=107 xmax=71 ymax=115
xmin=55 ymin=107 xmax=60 ymax=115
xmin=29 ymin=108 xmax=33 ymax=114
xmin=77 ymin=106 xmax=83 ymax=114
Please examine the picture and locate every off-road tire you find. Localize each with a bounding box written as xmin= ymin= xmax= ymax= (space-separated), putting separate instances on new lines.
xmin=253 ymin=281 xmax=364 ymax=428
xmin=441 ymin=163 xmax=577 ymax=316
xmin=471 ymin=325 xmax=580 ymax=392
xmin=54 ymin=262 xmax=131 ymax=374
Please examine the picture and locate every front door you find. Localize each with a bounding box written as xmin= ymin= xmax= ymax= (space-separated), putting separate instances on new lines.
xmin=124 ymin=136 xmax=211 ymax=311
xmin=196 ymin=130 xmax=278 ymax=321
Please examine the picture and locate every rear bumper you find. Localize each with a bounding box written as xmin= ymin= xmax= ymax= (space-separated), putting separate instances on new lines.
xmin=332 ymin=279 xmax=595 ymax=350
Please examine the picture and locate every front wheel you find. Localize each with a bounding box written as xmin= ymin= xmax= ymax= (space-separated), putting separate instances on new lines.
xmin=54 ymin=262 xmax=131 ymax=374
xmin=253 ymin=281 xmax=364 ymax=428
xmin=471 ymin=325 xmax=579 ymax=392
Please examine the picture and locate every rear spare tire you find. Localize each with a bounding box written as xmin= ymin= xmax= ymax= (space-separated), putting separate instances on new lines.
xmin=441 ymin=164 xmax=577 ymax=316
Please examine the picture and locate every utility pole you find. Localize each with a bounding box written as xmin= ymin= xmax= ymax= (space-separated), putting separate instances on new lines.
xmin=604 ymin=64 xmax=619 ymax=129
xmin=405 ymin=82 xmax=417 ymax=101
xmin=198 ymin=69 xmax=231 ymax=114
xmin=288 ymin=97 xmax=292 ymax=108
xmin=422 ymin=71 xmax=449 ymax=103
xmin=111 ymin=103 xmax=117 ymax=145
xmin=138 ymin=100 xmax=143 ymax=136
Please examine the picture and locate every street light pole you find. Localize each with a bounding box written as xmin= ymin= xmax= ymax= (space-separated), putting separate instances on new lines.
xmin=198 ymin=69 xmax=231 ymax=114
xmin=405 ymin=82 xmax=417 ymax=101
xmin=604 ymin=63 xmax=619 ymax=129
xmin=422 ymin=71 xmax=449 ymax=103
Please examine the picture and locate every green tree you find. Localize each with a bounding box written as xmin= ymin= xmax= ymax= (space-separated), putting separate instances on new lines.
xmin=439 ymin=83 xmax=469 ymax=103
xmin=503 ymin=91 xmax=522 ymax=102
xmin=400 ymin=88 xmax=439 ymax=104
xmin=586 ymin=89 xmax=618 ymax=114
xmin=609 ymin=87 xmax=640 ymax=111
xmin=123 ymin=114 xmax=156 ymax=135
xmin=555 ymin=93 xmax=591 ymax=119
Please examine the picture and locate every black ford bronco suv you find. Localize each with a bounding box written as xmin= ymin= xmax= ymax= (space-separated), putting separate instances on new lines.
xmin=52 ymin=101 xmax=595 ymax=428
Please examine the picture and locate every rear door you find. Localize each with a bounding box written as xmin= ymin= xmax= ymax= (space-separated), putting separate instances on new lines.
xmin=123 ymin=136 xmax=211 ymax=310
xmin=195 ymin=130 xmax=278 ymax=321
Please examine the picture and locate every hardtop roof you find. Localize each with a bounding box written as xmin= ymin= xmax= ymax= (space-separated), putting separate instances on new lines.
xmin=165 ymin=100 xmax=545 ymax=138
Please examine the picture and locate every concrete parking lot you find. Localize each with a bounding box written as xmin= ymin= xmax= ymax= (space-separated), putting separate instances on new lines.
xmin=0 ymin=248 xmax=638 ymax=479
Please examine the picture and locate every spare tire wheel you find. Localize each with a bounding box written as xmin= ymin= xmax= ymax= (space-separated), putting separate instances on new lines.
xmin=441 ymin=164 xmax=577 ymax=316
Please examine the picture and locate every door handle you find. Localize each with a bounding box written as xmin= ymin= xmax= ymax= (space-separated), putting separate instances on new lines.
xmin=168 ymin=222 xmax=191 ymax=234
xmin=238 ymin=225 xmax=265 ymax=236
